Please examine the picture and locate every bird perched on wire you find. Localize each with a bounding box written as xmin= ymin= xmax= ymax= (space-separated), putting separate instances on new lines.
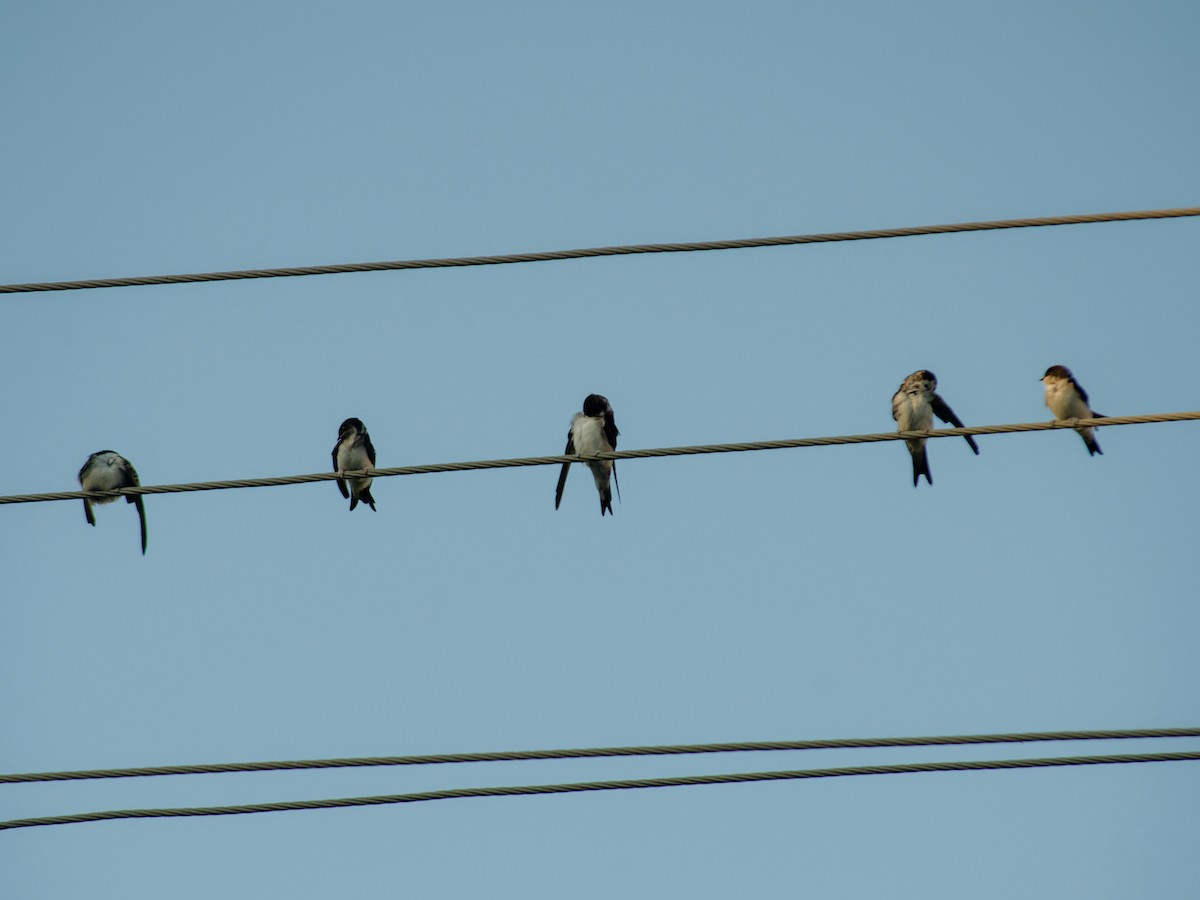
xmin=78 ymin=451 xmax=148 ymax=554
xmin=332 ymin=417 xmax=377 ymax=511
xmin=1041 ymin=365 xmax=1103 ymax=456
xmin=555 ymin=394 xmax=620 ymax=515
xmin=891 ymin=370 xmax=980 ymax=487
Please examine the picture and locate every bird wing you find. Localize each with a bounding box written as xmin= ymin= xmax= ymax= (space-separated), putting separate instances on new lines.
xmin=332 ymin=442 xmax=350 ymax=499
xmin=603 ymin=413 xmax=619 ymax=451
xmin=931 ymin=394 xmax=980 ymax=455
xmin=122 ymin=462 xmax=148 ymax=555
xmin=554 ymin=431 xmax=575 ymax=510
xmin=1069 ymin=375 xmax=1091 ymax=405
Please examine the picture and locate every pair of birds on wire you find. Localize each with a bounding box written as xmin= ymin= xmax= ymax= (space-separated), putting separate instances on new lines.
xmin=73 ymin=418 xmax=382 ymax=557
xmin=71 ymin=419 xmax=381 ymax=559
xmin=893 ymin=364 xmax=1102 ymax=486
xmin=71 ymin=418 xmax=385 ymax=559
xmin=76 ymin=367 xmax=1100 ymax=553
xmin=330 ymin=395 xmax=622 ymax=517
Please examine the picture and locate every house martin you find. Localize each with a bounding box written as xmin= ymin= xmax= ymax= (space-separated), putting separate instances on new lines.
xmin=891 ymin=370 xmax=980 ymax=486
xmin=1041 ymin=365 xmax=1103 ymax=455
xmin=78 ymin=451 xmax=147 ymax=554
xmin=333 ymin=417 xmax=378 ymax=510
xmin=555 ymin=394 xmax=620 ymax=515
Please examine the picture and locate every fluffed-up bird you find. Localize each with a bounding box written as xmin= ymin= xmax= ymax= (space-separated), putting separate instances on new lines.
xmin=78 ymin=451 xmax=147 ymax=554
xmin=891 ymin=370 xmax=980 ymax=486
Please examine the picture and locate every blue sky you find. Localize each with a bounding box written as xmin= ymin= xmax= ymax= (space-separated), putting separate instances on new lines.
xmin=2 ymin=2 xmax=1198 ymax=897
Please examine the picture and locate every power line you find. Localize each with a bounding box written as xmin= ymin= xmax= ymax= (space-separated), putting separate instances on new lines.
xmin=3 ymin=727 xmax=1194 ymax=785
xmin=2 ymin=751 xmax=1196 ymax=831
xmin=2 ymin=207 xmax=1196 ymax=295
xmin=1 ymin=412 xmax=1197 ymax=507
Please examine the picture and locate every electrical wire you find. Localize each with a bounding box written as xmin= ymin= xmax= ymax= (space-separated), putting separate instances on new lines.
xmin=2 ymin=727 xmax=1194 ymax=784
xmin=4 ymin=208 xmax=1196 ymax=839
xmin=1 ymin=412 xmax=1196 ymax=507
xmin=2 ymin=207 xmax=1196 ymax=294
xmin=2 ymin=751 xmax=1196 ymax=831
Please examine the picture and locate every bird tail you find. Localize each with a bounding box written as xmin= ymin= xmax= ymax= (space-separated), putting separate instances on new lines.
xmin=592 ymin=464 xmax=614 ymax=516
xmin=360 ymin=487 xmax=377 ymax=511
xmin=1080 ymin=428 xmax=1103 ymax=456
xmin=910 ymin=442 xmax=932 ymax=487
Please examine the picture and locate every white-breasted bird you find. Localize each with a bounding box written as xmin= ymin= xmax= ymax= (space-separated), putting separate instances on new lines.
xmin=555 ymin=394 xmax=620 ymax=515
xmin=78 ymin=451 xmax=147 ymax=554
xmin=1041 ymin=365 xmax=1103 ymax=456
xmin=891 ymin=370 xmax=980 ymax=487
xmin=332 ymin=417 xmax=378 ymax=511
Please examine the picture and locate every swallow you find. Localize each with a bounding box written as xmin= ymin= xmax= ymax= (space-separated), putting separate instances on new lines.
xmin=333 ymin=417 xmax=377 ymax=511
xmin=555 ymin=394 xmax=620 ymax=515
xmin=891 ymin=370 xmax=980 ymax=486
xmin=78 ymin=451 xmax=147 ymax=554
xmin=1041 ymin=365 xmax=1103 ymax=455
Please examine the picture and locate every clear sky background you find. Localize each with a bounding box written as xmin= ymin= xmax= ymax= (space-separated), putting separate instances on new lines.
xmin=3 ymin=2 xmax=1198 ymax=897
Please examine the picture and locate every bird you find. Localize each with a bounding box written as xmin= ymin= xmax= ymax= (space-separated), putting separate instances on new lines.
xmin=891 ymin=370 xmax=980 ymax=486
xmin=555 ymin=394 xmax=620 ymax=515
xmin=332 ymin=417 xmax=377 ymax=511
xmin=1041 ymin=365 xmax=1103 ymax=456
xmin=78 ymin=451 xmax=147 ymax=554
